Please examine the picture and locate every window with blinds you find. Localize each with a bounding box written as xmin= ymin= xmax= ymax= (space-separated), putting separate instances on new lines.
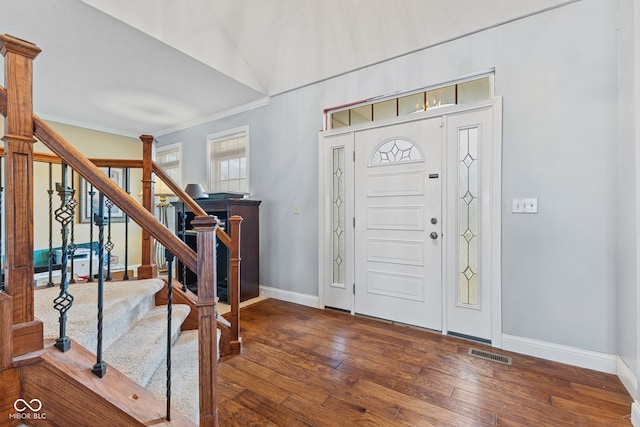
xmin=208 ymin=128 xmax=249 ymax=194
xmin=155 ymin=142 xmax=181 ymax=191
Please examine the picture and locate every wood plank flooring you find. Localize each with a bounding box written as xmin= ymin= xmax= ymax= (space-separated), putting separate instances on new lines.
xmin=218 ymin=299 xmax=633 ymax=426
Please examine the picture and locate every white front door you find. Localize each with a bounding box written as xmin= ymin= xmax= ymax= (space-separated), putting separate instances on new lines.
xmin=354 ymin=118 xmax=443 ymax=330
xmin=319 ymin=98 xmax=502 ymax=344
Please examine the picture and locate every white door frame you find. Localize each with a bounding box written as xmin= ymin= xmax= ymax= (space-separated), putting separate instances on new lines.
xmin=318 ymin=97 xmax=502 ymax=347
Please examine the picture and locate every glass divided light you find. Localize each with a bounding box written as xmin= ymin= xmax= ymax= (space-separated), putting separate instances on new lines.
xmin=329 ymin=76 xmax=490 ymax=129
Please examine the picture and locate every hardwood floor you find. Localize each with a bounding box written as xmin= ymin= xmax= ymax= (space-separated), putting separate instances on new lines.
xmin=218 ymin=299 xmax=633 ymax=426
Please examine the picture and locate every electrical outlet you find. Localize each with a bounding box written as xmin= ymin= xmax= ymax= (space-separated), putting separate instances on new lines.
xmin=512 ymin=198 xmax=538 ymax=214
xmin=293 ymin=203 xmax=300 ymax=215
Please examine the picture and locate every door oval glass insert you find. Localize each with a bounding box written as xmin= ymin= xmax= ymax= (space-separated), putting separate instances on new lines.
xmin=370 ymin=138 xmax=423 ymax=165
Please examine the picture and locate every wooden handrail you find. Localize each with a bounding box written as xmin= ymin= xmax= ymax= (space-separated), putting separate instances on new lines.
xmin=0 ymin=147 xmax=144 ymax=168
xmin=152 ymin=162 xmax=232 ymax=248
xmin=32 ymin=115 xmax=198 ymax=273
xmin=152 ymin=161 xmax=207 ymax=217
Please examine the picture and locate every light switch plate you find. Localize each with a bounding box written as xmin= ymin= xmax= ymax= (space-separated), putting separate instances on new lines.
xmin=512 ymin=198 xmax=538 ymax=214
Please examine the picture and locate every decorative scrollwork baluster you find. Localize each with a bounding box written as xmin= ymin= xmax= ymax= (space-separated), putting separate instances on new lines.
xmin=53 ymin=163 xmax=75 ymax=353
xmin=68 ymin=170 xmax=78 ymax=284
xmin=104 ymin=197 xmax=114 ymax=281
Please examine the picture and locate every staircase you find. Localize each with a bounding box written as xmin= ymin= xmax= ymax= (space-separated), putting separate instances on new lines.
xmin=34 ymin=279 xmax=203 ymax=423
xmin=1 ymin=34 xmax=232 ymax=426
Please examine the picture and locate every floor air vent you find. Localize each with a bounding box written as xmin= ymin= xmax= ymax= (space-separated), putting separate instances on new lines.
xmin=468 ymin=348 xmax=512 ymax=365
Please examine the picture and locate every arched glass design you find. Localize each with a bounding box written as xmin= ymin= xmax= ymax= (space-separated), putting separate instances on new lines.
xmin=370 ymin=139 xmax=422 ymax=165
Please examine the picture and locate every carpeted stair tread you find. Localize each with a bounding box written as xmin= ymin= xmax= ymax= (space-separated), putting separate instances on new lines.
xmin=146 ymin=329 xmax=202 ymax=423
xmin=104 ymin=303 xmax=191 ymax=388
xmin=35 ymin=278 xmax=164 ymax=351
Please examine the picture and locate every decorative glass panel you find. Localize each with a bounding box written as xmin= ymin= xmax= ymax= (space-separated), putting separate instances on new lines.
xmin=371 ymin=139 xmax=422 ymax=165
xmin=332 ymin=148 xmax=345 ymax=284
xmin=398 ymin=93 xmax=425 ymax=115
xmin=458 ymin=127 xmax=479 ymax=306
xmin=458 ymin=77 xmax=491 ymax=104
xmin=327 ymin=77 xmax=492 ymax=129
xmin=351 ymin=105 xmax=372 ymax=125
xmin=426 ymin=85 xmax=456 ymax=109
xmin=373 ymin=99 xmax=396 ymax=121
xmin=332 ymin=110 xmax=350 ymax=129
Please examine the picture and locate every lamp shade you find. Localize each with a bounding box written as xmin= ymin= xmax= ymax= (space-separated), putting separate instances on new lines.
xmin=184 ymin=183 xmax=207 ymax=199
xmin=155 ymin=179 xmax=175 ymax=198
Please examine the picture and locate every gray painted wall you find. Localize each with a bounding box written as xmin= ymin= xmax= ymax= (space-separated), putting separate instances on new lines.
xmin=618 ymin=0 xmax=638 ymax=386
xmin=158 ymin=0 xmax=625 ymax=355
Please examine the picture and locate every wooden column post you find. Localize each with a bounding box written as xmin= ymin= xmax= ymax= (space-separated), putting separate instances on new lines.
xmin=228 ymin=215 xmax=243 ymax=354
xmin=0 ymin=293 xmax=12 ymax=369
xmin=191 ymin=215 xmax=219 ymax=427
xmin=137 ymin=134 xmax=158 ymax=279
xmin=1 ymin=34 xmax=44 ymax=355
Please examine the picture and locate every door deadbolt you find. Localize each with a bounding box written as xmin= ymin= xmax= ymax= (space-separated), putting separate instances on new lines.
xmin=430 ymin=217 xmax=438 ymax=225
xmin=430 ymin=232 xmax=439 ymax=240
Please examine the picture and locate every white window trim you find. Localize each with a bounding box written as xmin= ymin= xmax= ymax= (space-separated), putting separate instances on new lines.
xmin=206 ymin=125 xmax=250 ymax=194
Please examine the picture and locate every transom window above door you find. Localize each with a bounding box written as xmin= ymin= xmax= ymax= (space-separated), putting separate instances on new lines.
xmin=326 ymin=75 xmax=492 ymax=130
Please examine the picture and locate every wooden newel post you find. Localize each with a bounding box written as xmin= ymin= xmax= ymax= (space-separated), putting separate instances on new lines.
xmin=228 ymin=215 xmax=243 ymax=354
xmin=1 ymin=34 xmax=44 ymax=356
xmin=137 ymin=134 xmax=158 ymax=279
xmin=0 ymin=293 xmax=13 ymax=369
xmin=192 ymin=215 xmax=219 ymax=427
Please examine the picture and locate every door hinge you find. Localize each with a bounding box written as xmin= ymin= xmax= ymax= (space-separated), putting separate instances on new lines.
xmin=353 ymin=217 xmax=356 ymax=227
xmin=353 ymin=283 xmax=356 ymax=295
xmin=353 ymin=150 xmax=356 ymax=162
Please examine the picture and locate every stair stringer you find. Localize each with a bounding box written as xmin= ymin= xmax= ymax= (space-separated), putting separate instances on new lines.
xmin=19 ymin=340 xmax=195 ymax=426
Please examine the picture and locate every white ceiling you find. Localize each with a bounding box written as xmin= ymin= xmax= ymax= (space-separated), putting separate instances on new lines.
xmin=0 ymin=0 xmax=574 ymax=137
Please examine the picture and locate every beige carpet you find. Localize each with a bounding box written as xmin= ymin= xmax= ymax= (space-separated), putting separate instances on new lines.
xmin=34 ymin=278 xmax=164 ymax=350
xmin=34 ymin=279 xmax=267 ymax=424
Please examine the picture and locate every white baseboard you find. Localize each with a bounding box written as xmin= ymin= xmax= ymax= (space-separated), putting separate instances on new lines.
xmin=633 ymin=401 xmax=640 ymax=427
xmin=502 ymin=334 xmax=617 ymax=374
xmin=259 ymin=285 xmax=319 ymax=308
xmin=617 ymin=356 xmax=638 ymax=398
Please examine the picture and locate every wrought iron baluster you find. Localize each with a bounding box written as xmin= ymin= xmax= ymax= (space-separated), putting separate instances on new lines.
xmin=68 ymin=170 xmax=78 ymax=284
xmin=87 ymin=184 xmax=96 ymax=283
xmin=53 ymin=163 xmax=75 ymax=353
xmin=123 ymin=167 xmax=130 ymax=280
xmin=47 ymin=162 xmax=54 ymax=287
xmin=92 ymin=193 xmax=107 ymax=378
xmin=181 ymin=205 xmax=187 ymax=292
xmin=105 ymin=197 xmax=114 ymax=281
xmin=165 ymin=248 xmax=175 ymax=421
xmin=105 ymin=167 xmax=113 ymax=281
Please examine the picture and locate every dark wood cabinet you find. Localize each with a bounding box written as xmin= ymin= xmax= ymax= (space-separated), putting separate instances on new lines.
xmin=172 ymin=198 xmax=261 ymax=303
